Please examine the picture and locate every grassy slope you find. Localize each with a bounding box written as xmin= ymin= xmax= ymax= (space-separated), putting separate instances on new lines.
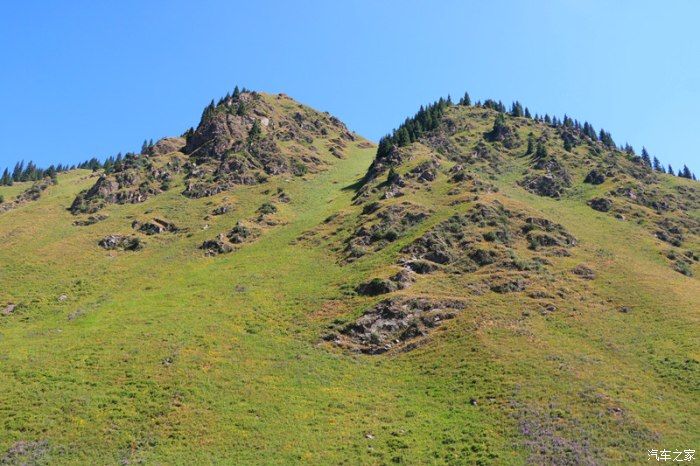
xmin=0 ymin=105 xmax=698 ymax=464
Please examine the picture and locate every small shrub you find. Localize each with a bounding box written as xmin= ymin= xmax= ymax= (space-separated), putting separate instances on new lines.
xmin=258 ymin=202 xmax=277 ymax=215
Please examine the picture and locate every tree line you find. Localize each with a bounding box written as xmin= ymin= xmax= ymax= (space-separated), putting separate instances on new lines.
xmin=377 ymin=91 xmax=697 ymax=181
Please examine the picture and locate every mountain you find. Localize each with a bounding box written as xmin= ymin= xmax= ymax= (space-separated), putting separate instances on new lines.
xmin=0 ymin=91 xmax=697 ymax=465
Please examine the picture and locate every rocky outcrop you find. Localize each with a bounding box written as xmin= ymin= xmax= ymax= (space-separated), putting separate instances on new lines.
xmin=132 ymin=218 xmax=179 ymax=235
xmin=584 ymin=169 xmax=606 ymax=185
xmin=200 ymin=237 xmax=233 ymax=256
xmin=588 ymin=197 xmax=613 ymax=212
xmin=343 ymin=202 xmax=430 ymax=261
xmin=327 ymin=298 xmax=466 ymax=354
xmin=98 ymin=235 xmax=143 ymax=251
xmin=0 ymin=177 xmax=56 ymax=214
xmin=146 ymin=137 xmax=186 ymax=156
xmin=70 ymin=154 xmax=175 ymax=214
xmin=520 ymin=157 xmax=572 ymax=199
xmin=181 ymin=91 xmax=352 ymax=198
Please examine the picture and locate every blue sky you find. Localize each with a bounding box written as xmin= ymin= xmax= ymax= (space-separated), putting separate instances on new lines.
xmin=1 ymin=0 xmax=698 ymax=174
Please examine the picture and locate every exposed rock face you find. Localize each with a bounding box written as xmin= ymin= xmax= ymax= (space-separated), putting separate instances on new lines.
xmin=356 ymin=278 xmax=398 ymax=296
xmin=212 ymin=205 xmax=232 ymax=216
xmin=132 ymin=218 xmax=179 ymax=235
xmin=0 ymin=177 xmax=56 ymax=213
xmin=70 ymin=91 xmax=356 ymax=211
xmin=73 ymin=214 xmax=108 ymax=226
xmin=199 ymin=238 xmax=233 ymax=256
xmin=344 ymin=202 xmax=430 ymax=261
xmin=226 ymin=221 xmax=259 ymax=244
xmin=362 ymin=145 xmax=407 ymax=183
xmin=487 ymin=115 xmax=519 ymax=148
xmin=98 ymin=235 xmax=143 ymax=251
xmin=521 ymin=157 xmax=572 ymax=199
xmin=490 ymin=277 xmax=529 ymax=293
xmin=328 ymin=298 xmax=466 ymax=354
xmin=588 ymin=197 xmax=613 ymax=212
xmin=146 ymin=137 xmax=186 ymax=156
xmin=584 ymin=169 xmax=606 ymax=185
xmin=1 ymin=304 xmax=16 ymax=316
xmin=523 ymin=217 xmax=577 ymax=251
xmin=70 ymin=154 xmax=176 ymax=214
xmin=655 ymin=219 xmax=685 ymax=246
xmin=182 ymin=91 xmax=353 ymax=198
xmin=401 ymin=202 xmax=575 ymax=276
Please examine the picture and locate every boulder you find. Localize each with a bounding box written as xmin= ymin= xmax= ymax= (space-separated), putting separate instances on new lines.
xmin=98 ymin=235 xmax=143 ymax=251
xmin=199 ymin=238 xmax=233 ymax=256
xmin=584 ymin=169 xmax=606 ymax=185
xmin=588 ymin=197 xmax=613 ymax=212
xmin=356 ymin=278 xmax=397 ymax=296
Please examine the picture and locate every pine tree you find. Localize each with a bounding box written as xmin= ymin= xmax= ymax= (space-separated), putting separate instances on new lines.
xmin=524 ymin=107 xmax=531 ymax=119
xmin=376 ymin=136 xmax=393 ymax=159
xmin=141 ymin=139 xmax=149 ymax=154
xmin=232 ymin=86 xmax=241 ymax=99
xmin=563 ymin=138 xmax=573 ymax=152
xmin=459 ymin=91 xmax=471 ymax=106
xmin=681 ymin=165 xmax=692 ymax=179
xmin=534 ymin=141 xmax=548 ymax=160
xmin=652 ymin=156 xmax=662 ymax=171
xmin=12 ymin=161 xmax=24 ymax=182
xmin=396 ymin=127 xmax=411 ymax=146
xmin=526 ymin=133 xmax=535 ymax=155
xmin=668 ymin=164 xmax=674 ymax=175
xmin=248 ymin=119 xmax=262 ymax=143
xmin=510 ymin=101 xmax=524 ymax=117
xmin=599 ymin=129 xmax=615 ymax=148
xmin=641 ymin=147 xmax=651 ymax=167
xmin=1 ymin=168 xmax=11 ymax=186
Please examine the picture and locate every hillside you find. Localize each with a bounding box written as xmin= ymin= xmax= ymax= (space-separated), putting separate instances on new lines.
xmin=0 ymin=92 xmax=698 ymax=464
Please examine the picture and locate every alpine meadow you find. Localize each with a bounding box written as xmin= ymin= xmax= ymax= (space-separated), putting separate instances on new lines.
xmin=1 ymin=2 xmax=700 ymax=464
xmin=1 ymin=88 xmax=698 ymax=464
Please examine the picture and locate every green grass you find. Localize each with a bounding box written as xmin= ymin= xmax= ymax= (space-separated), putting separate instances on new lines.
xmin=0 ymin=103 xmax=698 ymax=464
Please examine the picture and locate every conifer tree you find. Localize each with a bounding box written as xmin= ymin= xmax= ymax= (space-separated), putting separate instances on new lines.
xmin=641 ymin=147 xmax=651 ymax=167
xmin=526 ymin=133 xmax=535 ymax=155
xmin=12 ymin=161 xmax=24 ymax=182
xmin=681 ymin=165 xmax=692 ymax=179
xmin=534 ymin=141 xmax=548 ymax=160
xmin=510 ymin=101 xmax=524 ymax=117
xmin=459 ymin=92 xmax=471 ymax=106
xmin=668 ymin=164 xmax=674 ymax=175
xmin=1 ymin=168 xmax=11 ymax=186
xmin=248 ymin=119 xmax=262 ymax=143
xmin=652 ymin=156 xmax=662 ymax=172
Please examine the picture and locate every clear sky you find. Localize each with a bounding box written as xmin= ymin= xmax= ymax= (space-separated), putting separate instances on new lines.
xmin=1 ymin=0 xmax=698 ymax=174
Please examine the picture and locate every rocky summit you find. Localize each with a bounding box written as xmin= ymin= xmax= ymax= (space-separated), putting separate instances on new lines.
xmin=0 ymin=91 xmax=698 ymax=465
